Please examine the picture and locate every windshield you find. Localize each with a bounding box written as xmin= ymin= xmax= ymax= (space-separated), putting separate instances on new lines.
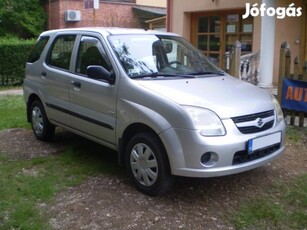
xmin=108 ymin=34 xmax=223 ymax=78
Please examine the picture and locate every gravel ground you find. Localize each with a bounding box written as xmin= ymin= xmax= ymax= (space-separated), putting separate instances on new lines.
xmin=0 ymin=127 xmax=306 ymax=230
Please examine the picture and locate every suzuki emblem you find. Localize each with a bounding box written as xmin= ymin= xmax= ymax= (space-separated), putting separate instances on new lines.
xmin=255 ymin=118 xmax=264 ymax=128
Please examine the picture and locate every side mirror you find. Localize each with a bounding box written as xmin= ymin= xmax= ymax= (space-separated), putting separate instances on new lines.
xmin=164 ymin=42 xmax=173 ymax=53
xmin=87 ymin=65 xmax=115 ymax=84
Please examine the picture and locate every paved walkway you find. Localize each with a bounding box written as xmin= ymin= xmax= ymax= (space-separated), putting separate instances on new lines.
xmin=0 ymin=89 xmax=23 ymax=96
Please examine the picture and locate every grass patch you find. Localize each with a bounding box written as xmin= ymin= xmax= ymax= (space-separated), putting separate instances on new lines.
xmin=0 ymin=146 xmax=122 ymax=229
xmin=231 ymin=127 xmax=307 ymax=229
xmin=0 ymin=95 xmax=122 ymax=228
xmin=233 ymin=198 xmax=284 ymax=228
xmin=286 ymin=126 xmax=307 ymax=143
xmin=0 ymin=95 xmax=30 ymax=130
xmin=283 ymin=174 xmax=307 ymax=229
xmin=231 ymin=173 xmax=307 ymax=229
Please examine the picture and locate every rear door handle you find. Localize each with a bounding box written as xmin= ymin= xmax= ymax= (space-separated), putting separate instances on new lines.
xmin=41 ymin=71 xmax=47 ymax=79
xmin=71 ymin=81 xmax=81 ymax=88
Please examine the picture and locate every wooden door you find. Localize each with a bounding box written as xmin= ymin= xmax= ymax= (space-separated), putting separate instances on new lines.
xmin=191 ymin=11 xmax=253 ymax=70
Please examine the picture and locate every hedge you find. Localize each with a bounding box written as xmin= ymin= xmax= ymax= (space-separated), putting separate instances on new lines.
xmin=0 ymin=38 xmax=36 ymax=86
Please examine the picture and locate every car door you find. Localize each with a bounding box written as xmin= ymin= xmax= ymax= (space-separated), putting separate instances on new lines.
xmin=69 ymin=35 xmax=117 ymax=147
xmin=42 ymin=33 xmax=77 ymax=126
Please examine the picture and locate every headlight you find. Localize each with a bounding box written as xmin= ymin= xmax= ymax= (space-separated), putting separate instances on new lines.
xmin=272 ymin=95 xmax=284 ymax=123
xmin=183 ymin=106 xmax=226 ymax=136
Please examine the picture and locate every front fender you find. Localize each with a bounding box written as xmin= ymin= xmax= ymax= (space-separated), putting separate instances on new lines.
xmin=116 ymin=99 xmax=172 ymax=137
xmin=116 ymin=99 xmax=187 ymax=173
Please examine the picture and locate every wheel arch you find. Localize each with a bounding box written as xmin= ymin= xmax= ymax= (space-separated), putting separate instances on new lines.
xmin=26 ymin=94 xmax=42 ymax=122
xmin=118 ymin=123 xmax=170 ymax=168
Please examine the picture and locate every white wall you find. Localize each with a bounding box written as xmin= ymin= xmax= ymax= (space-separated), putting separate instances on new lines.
xmin=136 ymin=0 xmax=166 ymax=7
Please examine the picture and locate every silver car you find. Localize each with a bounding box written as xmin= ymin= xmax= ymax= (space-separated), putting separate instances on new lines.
xmin=23 ymin=28 xmax=286 ymax=196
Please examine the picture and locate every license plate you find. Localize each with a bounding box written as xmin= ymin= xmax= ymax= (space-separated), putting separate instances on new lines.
xmin=248 ymin=132 xmax=281 ymax=154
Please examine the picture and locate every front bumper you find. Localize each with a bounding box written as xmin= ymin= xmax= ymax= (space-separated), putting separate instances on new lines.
xmin=160 ymin=118 xmax=286 ymax=178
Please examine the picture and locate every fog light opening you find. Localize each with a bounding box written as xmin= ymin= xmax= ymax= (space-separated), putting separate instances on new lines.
xmin=201 ymin=152 xmax=218 ymax=167
xmin=201 ymin=152 xmax=212 ymax=164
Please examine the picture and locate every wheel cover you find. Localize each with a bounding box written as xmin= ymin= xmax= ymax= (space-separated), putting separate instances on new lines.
xmin=130 ymin=143 xmax=158 ymax=187
xmin=32 ymin=106 xmax=44 ymax=135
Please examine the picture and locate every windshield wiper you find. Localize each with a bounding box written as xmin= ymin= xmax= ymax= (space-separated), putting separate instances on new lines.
xmin=130 ymin=72 xmax=195 ymax=79
xmin=192 ymin=71 xmax=225 ymax=76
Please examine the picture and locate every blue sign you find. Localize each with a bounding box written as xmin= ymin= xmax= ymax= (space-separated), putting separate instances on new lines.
xmin=281 ymin=78 xmax=307 ymax=112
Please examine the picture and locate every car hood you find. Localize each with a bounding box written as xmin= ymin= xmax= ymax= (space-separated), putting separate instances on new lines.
xmin=137 ymin=76 xmax=274 ymax=119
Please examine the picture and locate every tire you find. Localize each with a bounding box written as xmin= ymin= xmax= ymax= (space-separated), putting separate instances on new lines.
xmin=125 ymin=132 xmax=174 ymax=196
xmin=30 ymin=100 xmax=55 ymax=141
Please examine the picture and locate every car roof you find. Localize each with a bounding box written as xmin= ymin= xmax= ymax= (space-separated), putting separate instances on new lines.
xmin=39 ymin=27 xmax=179 ymax=37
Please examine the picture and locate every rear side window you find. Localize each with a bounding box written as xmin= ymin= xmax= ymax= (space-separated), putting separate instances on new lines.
xmin=47 ymin=35 xmax=76 ymax=70
xmin=27 ymin=36 xmax=49 ymax=63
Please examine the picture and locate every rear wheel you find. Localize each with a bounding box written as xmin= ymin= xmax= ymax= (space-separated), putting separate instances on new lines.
xmin=30 ymin=100 xmax=55 ymax=141
xmin=125 ymin=132 xmax=174 ymax=196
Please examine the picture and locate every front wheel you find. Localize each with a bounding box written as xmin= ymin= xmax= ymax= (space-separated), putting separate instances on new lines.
xmin=30 ymin=100 xmax=55 ymax=141
xmin=125 ymin=132 xmax=174 ymax=196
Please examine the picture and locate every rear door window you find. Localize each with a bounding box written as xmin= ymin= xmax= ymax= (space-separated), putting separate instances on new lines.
xmin=47 ymin=35 xmax=76 ymax=71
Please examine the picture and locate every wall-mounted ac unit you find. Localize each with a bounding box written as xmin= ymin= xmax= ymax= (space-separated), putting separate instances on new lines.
xmin=65 ymin=10 xmax=81 ymax=22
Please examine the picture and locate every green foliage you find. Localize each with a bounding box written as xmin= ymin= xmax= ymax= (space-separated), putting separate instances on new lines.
xmin=0 ymin=0 xmax=46 ymax=39
xmin=0 ymin=38 xmax=36 ymax=86
xmin=0 ymin=95 xmax=30 ymax=130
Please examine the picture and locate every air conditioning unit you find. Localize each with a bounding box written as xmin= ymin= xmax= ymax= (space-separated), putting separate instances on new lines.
xmin=65 ymin=10 xmax=81 ymax=22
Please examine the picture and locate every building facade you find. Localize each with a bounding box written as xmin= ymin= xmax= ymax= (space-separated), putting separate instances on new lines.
xmin=167 ymin=0 xmax=307 ymax=86
xmin=43 ymin=0 xmax=166 ymax=30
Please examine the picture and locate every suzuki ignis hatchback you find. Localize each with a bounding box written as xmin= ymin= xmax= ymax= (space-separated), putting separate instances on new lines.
xmin=24 ymin=28 xmax=286 ymax=196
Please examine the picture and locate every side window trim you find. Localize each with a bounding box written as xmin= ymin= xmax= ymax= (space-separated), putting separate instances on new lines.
xmin=70 ymin=34 xmax=82 ymax=73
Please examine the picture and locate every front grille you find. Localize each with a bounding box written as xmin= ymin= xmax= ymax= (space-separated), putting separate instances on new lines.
xmin=237 ymin=120 xmax=274 ymax=134
xmin=232 ymin=144 xmax=280 ymax=165
xmin=231 ymin=110 xmax=275 ymax=134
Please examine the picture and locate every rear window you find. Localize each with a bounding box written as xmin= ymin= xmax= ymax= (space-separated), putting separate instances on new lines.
xmin=27 ymin=36 xmax=49 ymax=63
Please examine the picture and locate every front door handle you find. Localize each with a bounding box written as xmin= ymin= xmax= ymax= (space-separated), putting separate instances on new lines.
xmin=71 ymin=81 xmax=81 ymax=88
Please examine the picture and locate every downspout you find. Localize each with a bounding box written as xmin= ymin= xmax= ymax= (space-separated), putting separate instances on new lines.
xmin=166 ymin=0 xmax=171 ymax=32
xmin=48 ymin=0 xmax=51 ymax=29
xmin=302 ymin=1 xmax=307 ymax=62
